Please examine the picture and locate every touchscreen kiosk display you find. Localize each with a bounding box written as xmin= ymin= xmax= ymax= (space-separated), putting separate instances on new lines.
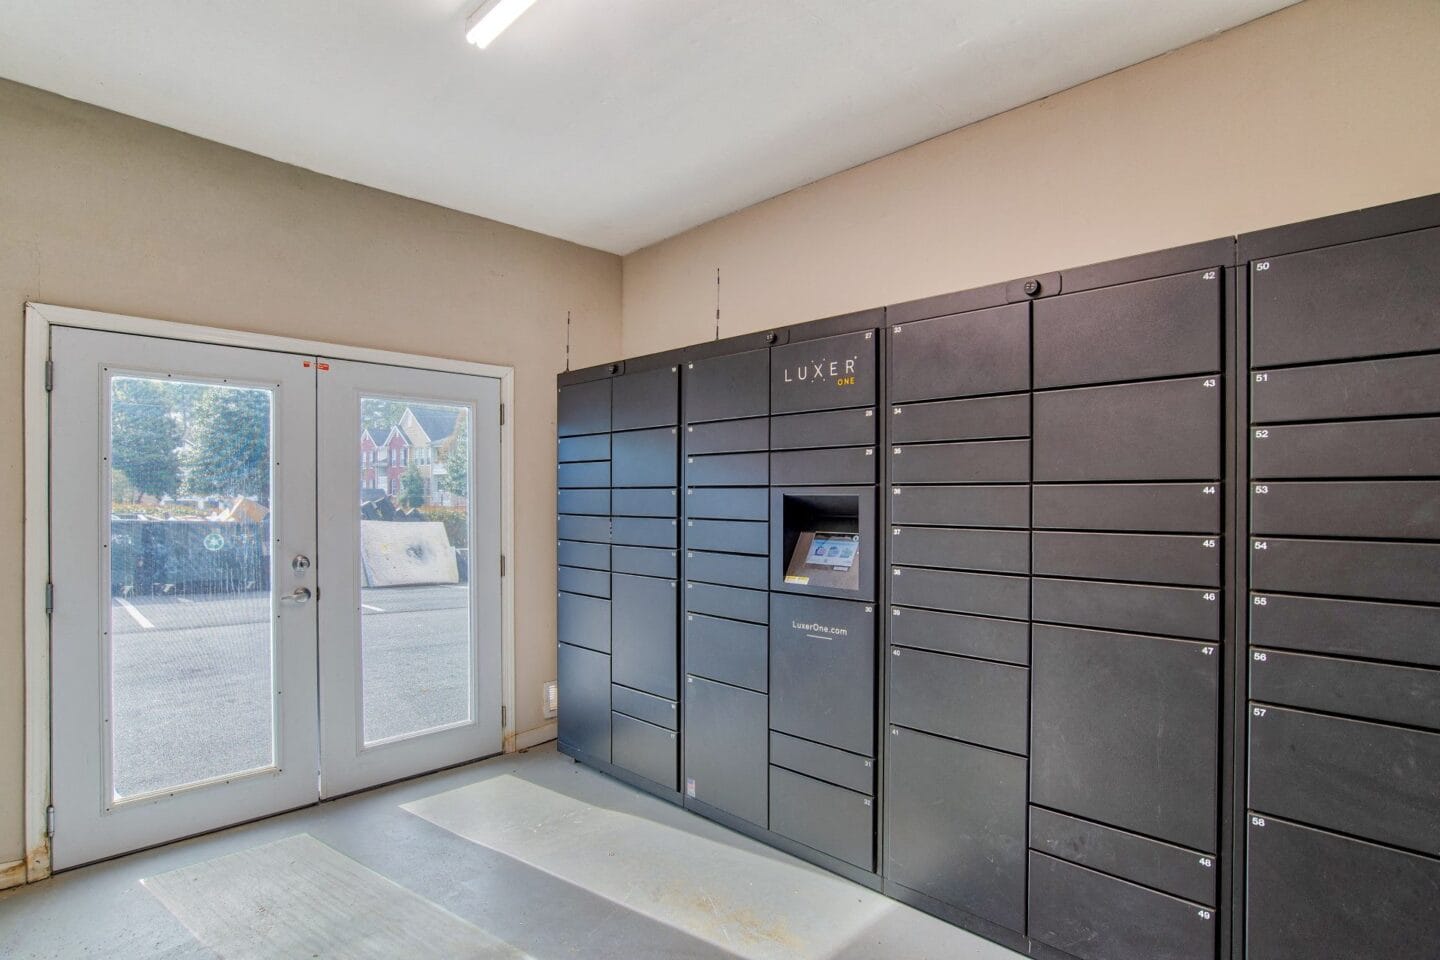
xmin=785 ymin=530 xmax=861 ymax=590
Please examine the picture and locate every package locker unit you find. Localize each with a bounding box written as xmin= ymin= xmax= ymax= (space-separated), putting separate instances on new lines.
xmin=1240 ymin=197 xmax=1440 ymax=959
xmin=556 ymin=360 xmax=684 ymax=796
xmin=557 ymin=192 xmax=1440 ymax=960
xmin=681 ymin=310 xmax=886 ymax=884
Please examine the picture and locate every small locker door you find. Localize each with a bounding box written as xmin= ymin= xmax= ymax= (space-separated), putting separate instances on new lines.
xmin=557 ymin=643 xmax=610 ymax=761
xmin=610 ymin=574 xmax=678 ymax=699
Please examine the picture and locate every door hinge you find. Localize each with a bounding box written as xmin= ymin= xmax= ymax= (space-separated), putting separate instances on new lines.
xmin=499 ymin=402 xmax=505 ymax=426
xmin=499 ymin=554 xmax=505 ymax=577
xmin=45 ymin=582 xmax=53 ymax=615
xmin=501 ymin=705 xmax=507 ymax=727
xmin=44 ymin=359 xmax=54 ymax=392
xmin=46 ymin=805 xmax=55 ymax=837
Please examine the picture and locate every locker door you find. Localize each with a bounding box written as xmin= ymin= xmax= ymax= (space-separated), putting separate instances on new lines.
xmin=684 ymin=676 xmax=768 ymax=826
xmin=557 ymin=643 xmax=609 ymax=761
xmin=1031 ymin=624 xmax=1219 ymax=852
xmin=684 ymin=349 xmax=769 ymax=423
xmin=612 ymin=365 xmax=679 ymax=431
xmin=885 ymin=727 xmax=1027 ymax=932
xmin=557 ymin=378 xmax=611 ymax=436
xmin=610 ymin=574 xmax=678 ymax=699
xmin=769 ymin=596 xmax=874 ymax=756
xmin=889 ymin=302 xmax=1030 ymax=403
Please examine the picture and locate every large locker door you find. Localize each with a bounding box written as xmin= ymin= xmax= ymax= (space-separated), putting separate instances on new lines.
xmin=683 ymin=675 xmax=768 ymax=826
xmin=886 ymin=726 xmax=1027 ymax=933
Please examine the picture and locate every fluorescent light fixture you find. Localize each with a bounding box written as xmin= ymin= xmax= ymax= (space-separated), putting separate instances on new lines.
xmin=466 ymin=0 xmax=539 ymax=49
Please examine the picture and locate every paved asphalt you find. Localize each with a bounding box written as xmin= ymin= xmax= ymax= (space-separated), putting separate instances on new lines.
xmin=109 ymin=584 xmax=471 ymax=798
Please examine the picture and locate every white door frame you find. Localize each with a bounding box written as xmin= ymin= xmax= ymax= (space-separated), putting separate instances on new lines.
xmin=21 ymin=302 xmax=516 ymax=883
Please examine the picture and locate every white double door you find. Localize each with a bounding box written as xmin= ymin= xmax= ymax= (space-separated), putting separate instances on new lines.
xmin=49 ymin=327 xmax=502 ymax=869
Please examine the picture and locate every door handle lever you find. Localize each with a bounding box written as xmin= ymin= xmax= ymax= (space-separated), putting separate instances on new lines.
xmin=282 ymin=587 xmax=313 ymax=604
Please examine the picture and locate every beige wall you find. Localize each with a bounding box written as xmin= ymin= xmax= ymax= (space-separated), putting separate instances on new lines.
xmin=622 ymin=0 xmax=1440 ymax=355
xmin=0 ymin=79 xmax=622 ymax=866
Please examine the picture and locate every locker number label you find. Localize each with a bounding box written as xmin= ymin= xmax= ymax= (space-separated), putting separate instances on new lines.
xmin=1253 ymin=596 xmax=1269 ymax=606
xmin=1202 ymin=378 xmax=1217 ymax=388
xmin=1255 ymin=429 xmax=1270 ymax=439
xmin=1254 ymin=651 xmax=1268 ymax=662
xmin=1252 ymin=815 xmax=1267 ymax=827
xmin=1253 ymin=707 xmax=1267 ymax=718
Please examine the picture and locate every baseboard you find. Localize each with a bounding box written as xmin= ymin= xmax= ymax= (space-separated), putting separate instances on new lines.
xmin=1 ymin=858 xmax=27 ymax=890
xmin=514 ymin=721 xmax=557 ymax=751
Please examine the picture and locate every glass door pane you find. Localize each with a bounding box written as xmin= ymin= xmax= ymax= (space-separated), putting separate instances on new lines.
xmin=357 ymin=399 xmax=473 ymax=744
xmin=108 ymin=376 xmax=277 ymax=800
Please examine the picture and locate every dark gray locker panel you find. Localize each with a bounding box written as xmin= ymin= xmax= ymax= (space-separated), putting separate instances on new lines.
xmin=769 ymin=766 xmax=874 ymax=870
xmin=891 ymin=567 xmax=1030 ymax=620
xmin=556 ymin=460 xmax=610 ymax=488
xmin=684 ymin=417 xmax=768 ymax=455
xmin=890 ymin=527 xmax=1030 ymax=574
xmin=1031 ymin=624 xmax=1219 ymax=851
xmin=1250 ymin=537 xmax=1440 ymax=604
xmin=685 ymin=581 xmax=768 ymax=624
xmin=557 ymin=642 xmax=610 ymax=760
xmin=769 ymin=595 xmax=875 ymax=756
xmin=771 ymin=329 xmax=877 ymax=414
xmin=611 ymin=488 xmax=678 ymax=518
xmin=770 ymin=407 xmax=876 ymax=450
xmin=557 ymin=514 xmax=609 ymax=544
xmin=556 ymin=488 xmax=610 ymax=516
xmin=889 ymin=302 xmax=1030 ymax=403
xmin=1246 ymin=815 xmax=1440 ymax=960
xmin=685 ymin=612 xmax=767 ymax=692
xmin=611 ymin=712 xmax=678 ymax=790
xmin=1032 ymin=578 xmax=1220 ymax=641
xmin=1029 ymin=807 xmax=1216 ymax=907
xmin=1248 ymin=705 xmax=1440 ymax=856
xmin=1032 ymin=483 xmax=1221 ymax=534
xmin=770 ymin=446 xmax=876 ymax=486
xmin=1034 ymin=378 xmax=1221 ymax=482
xmin=684 ymin=486 xmax=769 ymax=521
xmin=610 ymin=427 xmax=678 ymax=487
xmin=610 ymin=545 xmax=676 ymax=579
xmin=609 ymin=517 xmax=677 ymax=549
xmin=770 ymin=731 xmax=873 ymax=794
xmin=1248 ymin=593 xmax=1440 ymax=668
xmin=685 ymin=451 xmax=768 ymax=486
xmin=557 ymin=432 xmax=609 ymax=462
xmin=1032 ymin=531 xmax=1221 ymax=588
xmin=890 ymin=485 xmax=1030 ymax=529
xmin=1251 ymin=481 xmax=1440 ymax=540
xmin=611 ymin=684 xmax=678 ymax=730
xmin=557 ymin=539 xmax=608 ymax=571
xmin=685 ymin=349 xmax=769 ymax=424
xmin=685 ymin=550 xmax=768 ymax=589
xmin=1028 ymin=852 xmax=1215 ymax=960
xmin=684 ymin=675 xmax=768 ymax=826
xmin=1249 ymin=648 xmax=1440 ymax=731
xmin=610 ymin=574 xmax=677 ymax=700
xmin=1033 ymin=269 xmax=1222 ymax=389
xmin=885 ymin=727 xmax=1027 ymax=933
xmin=888 ymin=647 xmax=1028 ymax=754
xmin=888 ymin=606 xmax=1030 ymax=665
xmin=1251 ymin=352 xmax=1440 ymax=423
xmin=889 ymin=394 xmax=1030 ymax=444
xmin=557 ymin=565 xmax=609 ymax=599
xmin=1251 ymin=417 xmax=1440 ymax=478
xmin=1249 ymin=225 xmax=1440 ymax=366
xmin=889 ymin=440 xmax=1030 ymax=485
xmin=557 ymin=378 xmax=610 ymax=437
xmin=612 ymin=366 xmax=679 ymax=431
xmin=684 ymin=519 xmax=768 ymax=555
xmin=557 ymin=591 xmax=610 ymax=653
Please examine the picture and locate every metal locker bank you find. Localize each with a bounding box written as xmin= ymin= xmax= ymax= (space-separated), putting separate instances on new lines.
xmin=555 ymin=191 xmax=1440 ymax=960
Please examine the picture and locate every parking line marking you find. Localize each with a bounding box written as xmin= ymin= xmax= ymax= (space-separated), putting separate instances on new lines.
xmin=117 ymin=597 xmax=155 ymax=629
xmin=361 ymin=603 xmax=384 ymax=613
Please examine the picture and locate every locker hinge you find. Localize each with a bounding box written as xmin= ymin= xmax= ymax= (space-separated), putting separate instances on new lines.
xmin=46 ymin=805 xmax=55 ymax=838
xmin=500 ymin=705 xmax=507 ymax=727
xmin=44 ymin=359 xmax=54 ymax=392
xmin=45 ymin=582 xmax=53 ymax=615
xmin=499 ymin=403 xmax=505 ymax=427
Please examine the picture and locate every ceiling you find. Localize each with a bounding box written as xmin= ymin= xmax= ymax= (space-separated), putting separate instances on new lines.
xmin=0 ymin=1 xmax=1297 ymax=254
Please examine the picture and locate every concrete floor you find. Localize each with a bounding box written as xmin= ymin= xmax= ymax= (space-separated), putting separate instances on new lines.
xmin=0 ymin=743 xmax=1025 ymax=960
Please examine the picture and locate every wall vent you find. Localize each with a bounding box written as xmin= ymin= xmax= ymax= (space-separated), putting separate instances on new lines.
xmin=542 ymin=680 xmax=558 ymax=719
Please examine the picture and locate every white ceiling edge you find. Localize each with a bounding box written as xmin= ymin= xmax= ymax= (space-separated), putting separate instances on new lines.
xmin=0 ymin=1 xmax=1301 ymax=254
